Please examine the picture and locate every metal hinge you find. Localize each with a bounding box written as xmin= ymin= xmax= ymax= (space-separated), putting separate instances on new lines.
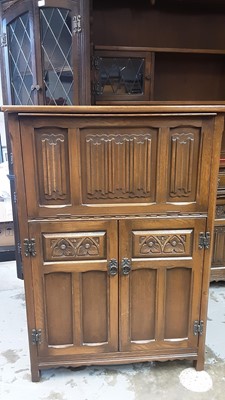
xmin=72 ymin=15 xmax=82 ymax=34
xmin=193 ymin=320 xmax=204 ymax=336
xmin=92 ymin=82 xmax=103 ymax=96
xmin=1 ymin=33 xmax=7 ymax=47
xmin=92 ymin=56 xmax=102 ymax=70
xmin=17 ymin=242 xmax=22 ymax=255
xmin=198 ymin=232 xmax=210 ymax=249
xmin=9 ymin=152 xmax=13 ymax=166
xmin=24 ymin=238 xmax=36 ymax=257
xmin=32 ymin=329 xmax=42 ymax=345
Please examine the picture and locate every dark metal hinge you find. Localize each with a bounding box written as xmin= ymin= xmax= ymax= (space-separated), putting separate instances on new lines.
xmin=9 ymin=152 xmax=13 ymax=166
xmin=24 ymin=238 xmax=36 ymax=257
xmin=91 ymin=56 xmax=102 ymax=70
xmin=32 ymin=329 xmax=42 ymax=345
xmin=17 ymin=242 xmax=22 ymax=255
xmin=199 ymin=232 xmax=210 ymax=249
xmin=1 ymin=33 xmax=7 ymax=47
xmin=193 ymin=320 xmax=204 ymax=336
xmin=92 ymin=82 xmax=103 ymax=96
xmin=72 ymin=15 xmax=82 ymax=34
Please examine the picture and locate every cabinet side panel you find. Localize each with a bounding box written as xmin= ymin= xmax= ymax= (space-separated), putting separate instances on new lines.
xmin=45 ymin=272 xmax=73 ymax=345
xmin=82 ymin=271 xmax=108 ymax=344
xmin=130 ymin=269 xmax=156 ymax=341
xmin=164 ymin=268 xmax=191 ymax=339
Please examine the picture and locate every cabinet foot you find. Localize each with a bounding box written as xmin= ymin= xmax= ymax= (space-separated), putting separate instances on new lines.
xmin=31 ymin=367 xmax=41 ymax=382
xmin=193 ymin=358 xmax=204 ymax=371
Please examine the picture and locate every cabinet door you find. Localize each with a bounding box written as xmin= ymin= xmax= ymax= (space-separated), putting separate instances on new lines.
xmin=29 ymin=219 xmax=118 ymax=358
xmin=1 ymin=1 xmax=38 ymax=105
xmin=36 ymin=0 xmax=90 ymax=105
xmin=0 ymin=0 xmax=91 ymax=105
xmin=93 ymin=50 xmax=153 ymax=102
xmin=119 ymin=218 xmax=206 ymax=354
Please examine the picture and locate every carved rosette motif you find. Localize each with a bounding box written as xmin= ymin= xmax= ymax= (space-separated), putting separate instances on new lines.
xmin=83 ymin=130 xmax=157 ymax=200
xmin=51 ymin=237 xmax=100 ymax=258
xmin=139 ymin=234 xmax=186 ymax=255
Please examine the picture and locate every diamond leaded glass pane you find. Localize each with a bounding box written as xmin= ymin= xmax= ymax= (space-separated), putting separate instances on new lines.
xmin=97 ymin=57 xmax=144 ymax=96
xmin=7 ymin=12 xmax=35 ymax=105
xmin=40 ymin=7 xmax=73 ymax=105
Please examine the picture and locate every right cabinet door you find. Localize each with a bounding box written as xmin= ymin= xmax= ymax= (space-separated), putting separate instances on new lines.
xmin=119 ymin=218 xmax=206 ymax=355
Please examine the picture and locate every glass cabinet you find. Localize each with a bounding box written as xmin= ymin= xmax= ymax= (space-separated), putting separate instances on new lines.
xmin=93 ymin=50 xmax=153 ymax=103
xmin=0 ymin=0 xmax=90 ymax=106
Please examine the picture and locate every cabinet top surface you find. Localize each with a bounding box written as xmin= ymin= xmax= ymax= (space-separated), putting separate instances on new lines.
xmin=2 ymin=104 xmax=225 ymax=115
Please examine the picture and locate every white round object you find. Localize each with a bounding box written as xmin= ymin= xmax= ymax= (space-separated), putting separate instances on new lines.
xmin=179 ymin=368 xmax=213 ymax=393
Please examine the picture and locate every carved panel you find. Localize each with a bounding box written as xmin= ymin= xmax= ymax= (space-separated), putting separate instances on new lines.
xmin=215 ymin=205 xmax=225 ymax=219
xmin=168 ymin=127 xmax=200 ymax=202
xmin=217 ymin=167 xmax=225 ymax=199
xmin=81 ymin=128 xmax=158 ymax=203
xmin=132 ymin=229 xmax=193 ymax=258
xmin=42 ymin=231 xmax=106 ymax=261
xmin=212 ymin=226 xmax=225 ymax=267
xmin=35 ymin=128 xmax=71 ymax=205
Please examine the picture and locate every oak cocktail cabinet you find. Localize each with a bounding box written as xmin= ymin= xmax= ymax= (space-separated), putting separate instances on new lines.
xmin=2 ymin=104 xmax=223 ymax=381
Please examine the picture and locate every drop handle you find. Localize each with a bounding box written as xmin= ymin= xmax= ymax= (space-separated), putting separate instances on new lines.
xmin=108 ymin=259 xmax=118 ymax=276
xmin=121 ymin=258 xmax=132 ymax=275
xmin=145 ymin=75 xmax=151 ymax=81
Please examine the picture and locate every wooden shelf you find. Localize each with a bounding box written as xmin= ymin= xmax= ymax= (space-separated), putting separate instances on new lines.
xmin=95 ymin=45 xmax=225 ymax=55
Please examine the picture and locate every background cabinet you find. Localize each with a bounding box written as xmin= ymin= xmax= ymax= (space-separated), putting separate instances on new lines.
xmin=0 ymin=0 xmax=91 ymax=106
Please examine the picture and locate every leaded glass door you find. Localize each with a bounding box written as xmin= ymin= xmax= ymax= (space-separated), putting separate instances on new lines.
xmin=38 ymin=3 xmax=76 ymax=105
xmin=1 ymin=1 xmax=38 ymax=105
xmin=36 ymin=0 xmax=90 ymax=105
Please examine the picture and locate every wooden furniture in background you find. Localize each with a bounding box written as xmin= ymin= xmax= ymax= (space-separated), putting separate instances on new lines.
xmin=2 ymin=105 xmax=223 ymax=381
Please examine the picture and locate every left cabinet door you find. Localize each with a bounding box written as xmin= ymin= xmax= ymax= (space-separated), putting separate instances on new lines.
xmin=1 ymin=1 xmax=38 ymax=105
xmin=28 ymin=219 xmax=118 ymax=359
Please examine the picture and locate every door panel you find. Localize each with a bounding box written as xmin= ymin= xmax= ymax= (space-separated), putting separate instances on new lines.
xmin=29 ymin=219 xmax=118 ymax=357
xmin=130 ymin=268 xmax=157 ymax=341
xmin=164 ymin=267 xmax=191 ymax=339
xmin=45 ymin=272 xmax=73 ymax=346
xmin=119 ymin=218 xmax=206 ymax=352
